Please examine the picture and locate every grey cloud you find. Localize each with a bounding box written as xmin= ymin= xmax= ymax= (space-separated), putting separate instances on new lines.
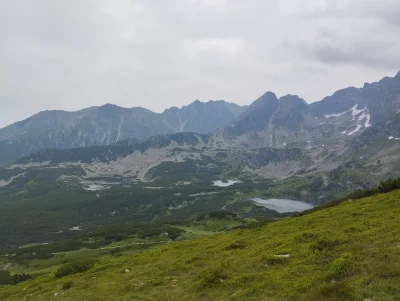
xmin=286 ymin=0 xmax=400 ymax=69
xmin=1 ymin=0 xmax=400 ymax=128
xmin=295 ymin=0 xmax=400 ymax=26
xmin=295 ymin=36 xmax=400 ymax=69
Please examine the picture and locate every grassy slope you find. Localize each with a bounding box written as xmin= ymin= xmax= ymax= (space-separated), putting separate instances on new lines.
xmin=1 ymin=191 xmax=400 ymax=301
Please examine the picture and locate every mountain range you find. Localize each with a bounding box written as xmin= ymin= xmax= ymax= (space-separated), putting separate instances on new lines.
xmin=0 ymin=100 xmax=246 ymax=165
xmin=2 ymin=72 xmax=400 ymax=167
xmin=1 ymin=70 xmax=400 ymax=251
xmin=2 ymin=71 xmax=400 ymax=191
xmin=223 ymin=71 xmax=400 ymax=148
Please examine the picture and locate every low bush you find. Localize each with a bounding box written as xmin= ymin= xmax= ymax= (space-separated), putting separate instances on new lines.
xmin=224 ymin=240 xmax=247 ymax=250
xmin=310 ymin=238 xmax=342 ymax=253
xmin=55 ymin=259 xmax=96 ymax=278
xmin=196 ymin=267 xmax=227 ymax=290
xmin=185 ymin=255 xmax=201 ymax=264
xmin=12 ymin=273 xmax=32 ymax=284
xmin=196 ymin=210 xmax=238 ymax=221
xmin=378 ymin=178 xmax=400 ymax=193
xmin=326 ymin=253 xmax=355 ymax=280
xmin=62 ymin=281 xmax=73 ymax=290
xmin=0 ymin=271 xmax=32 ymax=285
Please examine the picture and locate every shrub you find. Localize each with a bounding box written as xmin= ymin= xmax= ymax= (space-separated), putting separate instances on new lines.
xmin=311 ymin=239 xmax=342 ymax=253
xmin=196 ymin=210 xmax=238 ymax=221
xmin=296 ymin=232 xmax=318 ymax=243
xmin=348 ymin=188 xmax=378 ymax=199
xmin=55 ymin=259 xmax=95 ymax=278
xmin=62 ymin=281 xmax=73 ymax=290
xmin=12 ymin=273 xmax=32 ymax=284
xmin=185 ymin=255 xmax=201 ymax=264
xmin=0 ymin=271 xmax=32 ymax=285
xmin=378 ymin=178 xmax=400 ymax=193
xmin=326 ymin=253 xmax=355 ymax=280
xmin=196 ymin=267 xmax=227 ymax=290
xmin=243 ymin=218 xmax=272 ymax=229
xmin=224 ymin=240 xmax=247 ymax=250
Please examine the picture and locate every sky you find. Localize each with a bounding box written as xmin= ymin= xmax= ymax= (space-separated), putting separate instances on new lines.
xmin=1 ymin=0 xmax=400 ymax=128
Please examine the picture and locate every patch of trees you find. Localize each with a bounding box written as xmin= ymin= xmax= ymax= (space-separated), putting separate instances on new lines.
xmin=195 ymin=210 xmax=239 ymax=221
xmin=84 ymin=222 xmax=185 ymax=242
xmin=0 ymin=270 xmax=31 ymax=285
xmin=14 ymin=239 xmax=83 ymax=262
xmin=294 ymin=177 xmax=400 ymax=217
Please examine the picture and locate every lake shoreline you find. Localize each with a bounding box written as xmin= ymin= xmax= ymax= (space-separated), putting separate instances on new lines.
xmin=251 ymin=198 xmax=314 ymax=213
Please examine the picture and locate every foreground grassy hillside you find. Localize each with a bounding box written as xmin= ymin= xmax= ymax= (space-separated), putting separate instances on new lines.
xmin=1 ymin=190 xmax=400 ymax=301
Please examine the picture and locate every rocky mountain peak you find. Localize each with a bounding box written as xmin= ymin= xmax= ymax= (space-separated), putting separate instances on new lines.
xmin=96 ymin=103 xmax=128 ymax=115
xmin=254 ymin=91 xmax=278 ymax=105
xmin=279 ymin=95 xmax=308 ymax=110
xmin=222 ymin=92 xmax=279 ymax=137
xmin=99 ymin=103 xmax=120 ymax=109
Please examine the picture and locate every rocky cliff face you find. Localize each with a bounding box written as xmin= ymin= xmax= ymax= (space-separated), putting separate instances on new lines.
xmin=162 ymin=100 xmax=246 ymax=133
xmin=221 ymin=72 xmax=400 ymax=150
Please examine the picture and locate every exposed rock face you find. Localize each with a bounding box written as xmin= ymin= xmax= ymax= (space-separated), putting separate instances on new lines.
xmin=1 ymin=71 xmax=400 ymax=172
xmin=221 ymin=72 xmax=400 ymax=149
xmin=0 ymin=100 xmax=246 ymax=165
xmin=162 ymin=100 xmax=246 ymax=134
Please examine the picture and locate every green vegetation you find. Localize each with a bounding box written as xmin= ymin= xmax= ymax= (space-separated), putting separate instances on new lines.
xmin=0 ymin=164 xmax=280 ymax=250
xmin=55 ymin=259 xmax=95 ymax=278
xmin=295 ymin=177 xmax=400 ymax=217
xmin=0 ymin=145 xmax=390 ymax=251
xmin=0 ymin=188 xmax=399 ymax=300
xmin=0 ymin=271 xmax=31 ymax=285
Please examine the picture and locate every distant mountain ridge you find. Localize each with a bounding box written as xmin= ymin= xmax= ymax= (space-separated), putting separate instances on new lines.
xmin=0 ymin=100 xmax=247 ymax=165
xmin=1 ymin=71 xmax=400 ymax=166
xmin=222 ymin=71 xmax=400 ymax=148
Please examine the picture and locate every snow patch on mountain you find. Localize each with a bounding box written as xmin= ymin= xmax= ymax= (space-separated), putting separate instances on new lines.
xmin=357 ymin=112 xmax=372 ymax=128
xmin=325 ymin=105 xmax=371 ymax=136
xmin=0 ymin=173 xmax=26 ymax=187
xmin=324 ymin=104 xmax=368 ymax=122
xmin=324 ymin=111 xmax=348 ymax=118
xmin=348 ymin=125 xmax=362 ymax=136
xmin=351 ymin=104 xmax=366 ymax=116
xmin=359 ymin=113 xmax=372 ymax=127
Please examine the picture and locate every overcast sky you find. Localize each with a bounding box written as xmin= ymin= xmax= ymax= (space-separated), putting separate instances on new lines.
xmin=1 ymin=0 xmax=399 ymax=128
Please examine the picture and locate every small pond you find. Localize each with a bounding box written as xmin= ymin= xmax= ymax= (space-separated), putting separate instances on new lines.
xmin=251 ymin=198 xmax=314 ymax=213
xmin=212 ymin=180 xmax=243 ymax=187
